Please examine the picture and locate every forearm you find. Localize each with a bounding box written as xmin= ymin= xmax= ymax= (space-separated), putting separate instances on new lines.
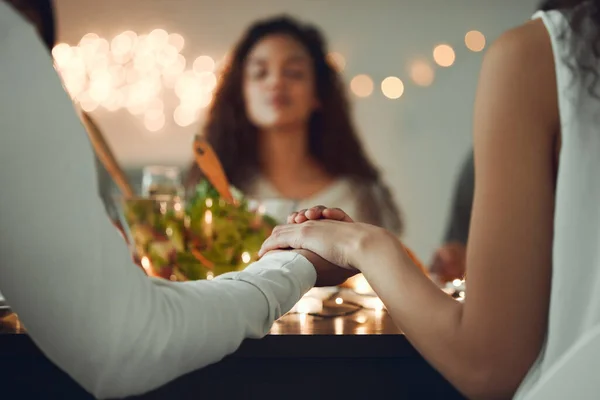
xmin=108 ymin=252 xmax=315 ymax=398
xmin=1 ymin=244 xmax=314 ymax=399
xmin=356 ymin=239 xmax=492 ymax=398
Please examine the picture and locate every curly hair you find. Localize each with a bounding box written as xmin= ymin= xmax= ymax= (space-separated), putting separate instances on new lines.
xmin=538 ymin=0 xmax=600 ymax=97
xmin=4 ymin=0 xmax=55 ymax=50
xmin=187 ymin=15 xmax=403 ymax=233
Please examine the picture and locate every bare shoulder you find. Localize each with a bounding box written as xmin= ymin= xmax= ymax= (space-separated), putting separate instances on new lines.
xmin=477 ymin=19 xmax=559 ymax=133
xmin=487 ymin=19 xmax=553 ymax=65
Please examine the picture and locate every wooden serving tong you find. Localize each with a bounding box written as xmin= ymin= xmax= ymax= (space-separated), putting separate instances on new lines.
xmin=192 ymin=136 xmax=235 ymax=204
xmin=81 ymin=112 xmax=134 ymax=199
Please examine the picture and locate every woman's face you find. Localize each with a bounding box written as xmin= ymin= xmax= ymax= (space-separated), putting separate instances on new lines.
xmin=243 ymin=34 xmax=319 ymax=132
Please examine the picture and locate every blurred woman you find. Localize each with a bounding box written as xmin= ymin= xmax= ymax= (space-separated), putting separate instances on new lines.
xmin=187 ymin=16 xmax=403 ymax=234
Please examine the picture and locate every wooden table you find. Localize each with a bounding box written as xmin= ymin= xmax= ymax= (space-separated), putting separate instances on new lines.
xmin=0 ymin=303 xmax=465 ymax=399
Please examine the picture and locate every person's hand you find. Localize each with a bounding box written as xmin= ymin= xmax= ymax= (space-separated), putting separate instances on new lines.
xmin=284 ymin=205 xmax=429 ymax=276
xmin=429 ymin=242 xmax=467 ymax=283
xmin=259 ymin=219 xmax=395 ymax=271
xmin=265 ymin=249 xmax=357 ymax=287
xmin=287 ymin=205 xmax=354 ymax=224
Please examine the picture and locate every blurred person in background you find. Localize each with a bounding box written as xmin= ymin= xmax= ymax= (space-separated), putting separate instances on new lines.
xmin=186 ymin=15 xmax=403 ymax=234
xmin=429 ymin=150 xmax=473 ymax=283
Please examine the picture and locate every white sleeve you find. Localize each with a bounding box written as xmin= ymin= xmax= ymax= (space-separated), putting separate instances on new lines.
xmin=0 ymin=5 xmax=316 ymax=399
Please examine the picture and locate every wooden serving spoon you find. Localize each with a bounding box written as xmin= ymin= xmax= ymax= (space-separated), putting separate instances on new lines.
xmin=192 ymin=136 xmax=235 ymax=204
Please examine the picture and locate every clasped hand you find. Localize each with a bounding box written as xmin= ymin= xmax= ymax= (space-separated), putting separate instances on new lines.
xmin=259 ymin=206 xmax=396 ymax=286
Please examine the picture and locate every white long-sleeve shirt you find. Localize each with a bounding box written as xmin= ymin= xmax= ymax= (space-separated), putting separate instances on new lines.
xmin=0 ymin=5 xmax=316 ymax=399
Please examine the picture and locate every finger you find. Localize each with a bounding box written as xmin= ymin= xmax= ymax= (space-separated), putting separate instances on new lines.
xmin=287 ymin=212 xmax=298 ymax=224
xmin=291 ymin=209 xmax=307 ymax=223
xmin=294 ymin=208 xmax=310 ymax=223
xmin=258 ymin=226 xmax=299 ymax=257
xmin=322 ymin=208 xmax=354 ymax=222
xmin=294 ymin=214 xmax=309 ymax=223
xmin=304 ymin=205 xmax=327 ymax=220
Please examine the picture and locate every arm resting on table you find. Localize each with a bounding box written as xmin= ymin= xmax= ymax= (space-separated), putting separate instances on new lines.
xmin=0 ymin=7 xmax=315 ymax=399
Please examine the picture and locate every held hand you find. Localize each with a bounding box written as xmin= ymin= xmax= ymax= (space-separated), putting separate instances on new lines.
xmin=278 ymin=249 xmax=357 ymax=287
xmin=259 ymin=220 xmax=391 ymax=271
xmin=287 ymin=205 xmax=354 ymax=224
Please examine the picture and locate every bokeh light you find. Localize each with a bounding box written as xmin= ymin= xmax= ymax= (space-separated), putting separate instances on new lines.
xmin=350 ymin=74 xmax=374 ymax=98
xmin=433 ymin=44 xmax=456 ymax=67
xmin=465 ymin=30 xmax=486 ymax=52
xmin=381 ymin=76 xmax=405 ymax=99
xmin=409 ymin=60 xmax=435 ymax=87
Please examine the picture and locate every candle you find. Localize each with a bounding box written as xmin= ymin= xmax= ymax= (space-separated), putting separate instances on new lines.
xmin=299 ymin=313 xmax=310 ymax=335
xmin=362 ymin=296 xmax=386 ymax=311
xmin=203 ymin=210 xmax=213 ymax=242
xmin=140 ymin=256 xmax=155 ymax=276
xmin=174 ymin=200 xmax=182 ymax=213
xmin=304 ymin=287 xmax=337 ymax=300
xmin=337 ymin=288 xmax=386 ymax=310
xmin=354 ymin=325 xmax=368 ymax=335
xmin=241 ymin=251 xmax=251 ymax=264
xmin=291 ymin=296 xmax=323 ymax=314
xmin=349 ymin=274 xmax=375 ymax=295
xmin=334 ymin=317 xmax=344 ymax=335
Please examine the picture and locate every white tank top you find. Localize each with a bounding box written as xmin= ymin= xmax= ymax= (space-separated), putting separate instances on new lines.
xmin=516 ymin=9 xmax=600 ymax=398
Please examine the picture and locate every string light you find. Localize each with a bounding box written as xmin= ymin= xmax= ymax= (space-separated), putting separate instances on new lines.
xmin=193 ymin=55 xmax=216 ymax=73
xmin=79 ymin=33 xmax=99 ymax=47
xmin=53 ymin=29 xmax=192 ymax=132
xmin=409 ymin=59 xmax=435 ymax=87
xmin=53 ymin=27 xmax=484 ymax=132
xmin=174 ymin=105 xmax=199 ymax=127
xmin=350 ymin=74 xmax=374 ymax=98
xmin=168 ymin=33 xmax=185 ymax=52
xmin=52 ymin=43 xmax=73 ymax=68
xmin=78 ymin=91 xmax=99 ymax=112
xmin=111 ymin=33 xmax=134 ymax=57
xmin=465 ymin=30 xmax=486 ymax=52
xmin=433 ymin=44 xmax=456 ymax=67
xmin=381 ymin=76 xmax=405 ymax=99
xmin=148 ymin=29 xmax=169 ymax=48
xmin=144 ymin=113 xmax=166 ymax=132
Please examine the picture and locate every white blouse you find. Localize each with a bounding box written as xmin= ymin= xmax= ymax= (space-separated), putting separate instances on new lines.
xmin=515 ymin=10 xmax=600 ymax=399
